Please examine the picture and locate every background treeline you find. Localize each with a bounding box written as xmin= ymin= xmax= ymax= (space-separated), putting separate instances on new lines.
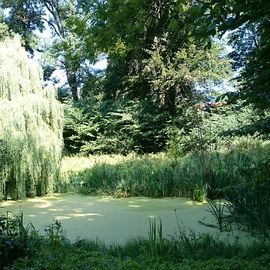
xmin=1 ymin=0 xmax=269 ymax=156
xmin=0 ymin=0 xmax=230 ymax=156
xmin=63 ymin=93 xmax=270 ymax=155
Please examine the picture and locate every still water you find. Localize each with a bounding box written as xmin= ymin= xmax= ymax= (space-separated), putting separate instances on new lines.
xmin=0 ymin=194 xmax=252 ymax=244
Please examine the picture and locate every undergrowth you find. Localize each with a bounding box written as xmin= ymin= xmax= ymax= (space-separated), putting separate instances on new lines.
xmin=4 ymin=216 xmax=270 ymax=270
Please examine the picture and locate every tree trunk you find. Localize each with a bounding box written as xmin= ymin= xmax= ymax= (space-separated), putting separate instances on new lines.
xmin=164 ymin=87 xmax=176 ymax=116
xmin=66 ymin=69 xmax=79 ymax=101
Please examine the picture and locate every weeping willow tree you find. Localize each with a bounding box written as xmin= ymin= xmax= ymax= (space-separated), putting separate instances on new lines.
xmin=0 ymin=36 xmax=63 ymax=200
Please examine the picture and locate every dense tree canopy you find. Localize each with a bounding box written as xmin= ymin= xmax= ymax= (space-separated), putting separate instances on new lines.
xmin=1 ymin=0 xmax=269 ymax=155
xmin=1 ymin=0 xmax=231 ymax=106
xmin=90 ymin=0 xmax=231 ymax=116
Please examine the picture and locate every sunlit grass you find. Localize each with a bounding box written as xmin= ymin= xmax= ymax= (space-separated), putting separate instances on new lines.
xmin=61 ymin=153 xmax=140 ymax=174
xmin=59 ymin=142 xmax=270 ymax=203
xmin=60 ymin=153 xmax=179 ymax=197
xmin=61 ymin=153 xmax=167 ymax=173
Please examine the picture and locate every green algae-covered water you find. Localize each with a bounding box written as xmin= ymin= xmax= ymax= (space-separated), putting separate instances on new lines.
xmin=0 ymin=194 xmax=253 ymax=244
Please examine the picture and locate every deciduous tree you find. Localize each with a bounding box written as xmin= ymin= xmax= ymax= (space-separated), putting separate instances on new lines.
xmin=0 ymin=36 xmax=63 ymax=199
xmin=194 ymin=0 xmax=270 ymax=109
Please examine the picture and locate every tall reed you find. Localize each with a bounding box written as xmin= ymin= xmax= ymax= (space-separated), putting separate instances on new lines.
xmin=60 ymin=141 xmax=270 ymax=201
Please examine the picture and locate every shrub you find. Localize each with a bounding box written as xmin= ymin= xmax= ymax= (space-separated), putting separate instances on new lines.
xmin=63 ymin=100 xmax=171 ymax=155
xmin=224 ymin=158 xmax=270 ymax=236
xmin=0 ymin=212 xmax=39 ymax=269
xmin=63 ymin=100 xmax=139 ymax=155
xmin=167 ymin=102 xmax=270 ymax=158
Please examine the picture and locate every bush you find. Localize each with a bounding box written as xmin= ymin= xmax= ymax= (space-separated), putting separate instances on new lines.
xmin=0 ymin=212 xmax=39 ymax=269
xmin=167 ymin=103 xmax=270 ymax=158
xmin=224 ymin=158 xmax=270 ymax=236
xmin=63 ymin=100 xmax=171 ymax=155
xmin=63 ymin=100 xmax=139 ymax=155
xmin=183 ymin=258 xmax=270 ymax=270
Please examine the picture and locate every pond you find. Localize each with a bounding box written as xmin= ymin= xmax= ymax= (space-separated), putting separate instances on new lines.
xmin=0 ymin=194 xmax=252 ymax=244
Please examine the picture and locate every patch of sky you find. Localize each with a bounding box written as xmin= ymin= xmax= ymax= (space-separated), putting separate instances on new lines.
xmin=3 ymin=7 xmax=11 ymax=17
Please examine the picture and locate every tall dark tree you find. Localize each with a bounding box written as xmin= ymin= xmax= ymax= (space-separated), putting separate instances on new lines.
xmin=91 ymin=0 xmax=231 ymax=115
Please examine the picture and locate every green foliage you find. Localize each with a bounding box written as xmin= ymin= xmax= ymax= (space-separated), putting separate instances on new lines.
xmin=224 ymin=158 xmax=270 ymax=236
xmin=44 ymin=220 xmax=66 ymax=250
xmin=60 ymin=154 xmax=179 ymax=197
xmin=63 ymin=100 xmax=171 ymax=154
xmin=93 ymin=0 xmax=231 ymax=116
xmin=2 ymin=0 xmax=97 ymax=101
xmin=132 ymin=101 xmax=170 ymax=153
xmin=196 ymin=0 xmax=270 ymax=109
xmin=60 ymin=138 xmax=270 ymax=236
xmin=6 ymin=218 xmax=270 ymax=270
xmin=147 ymin=218 xmax=164 ymax=257
xmin=167 ymin=102 xmax=270 ymax=157
xmin=63 ymin=100 xmax=138 ymax=154
xmin=182 ymin=258 xmax=270 ymax=270
xmin=0 ymin=212 xmax=39 ymax=269
xmin=60 ymin=139 xmax=270 ymax=203
xmin=0 ymin=36 xmax=63 ymax=199
xmin=0 ymin=22 xmax=11 ymax=41
xmin=0 ymin=0 xmax=44 ymax=53
xmin=204 ymin=200 xmax=230 ymax=232
xmin=167 ymin=101 xmax=270 ymax=234
xmin=183 ymin=139 xmax=270 ymax=236
xmin=143 ymin=37 xmax=231 ymax=115
xmin=192 ymin=188 xmax=206 ymax=202
xmin=2 ymin=0 xmax=269 ymax=244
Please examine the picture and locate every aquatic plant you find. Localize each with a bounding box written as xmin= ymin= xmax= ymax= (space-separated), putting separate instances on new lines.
xmin=147 ymin=218 xmax=164 ymax=257
xmin=59 ymin=143 xmax=270 ymax=200
xmin=199 ymin=199 xmax=230 ymax=232
xmin=6 ymin=216 xmax=270 ymax=270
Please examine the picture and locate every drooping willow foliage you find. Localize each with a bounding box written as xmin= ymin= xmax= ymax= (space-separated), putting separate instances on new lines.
xmin=0 ymin=36 xmax=63 ymax=200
